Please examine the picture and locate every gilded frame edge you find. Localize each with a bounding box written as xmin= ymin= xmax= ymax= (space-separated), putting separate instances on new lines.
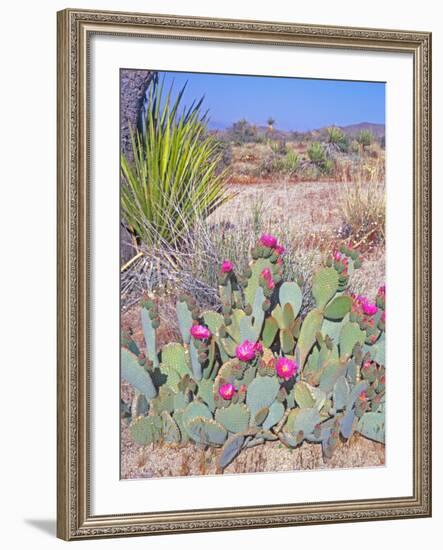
xmin=56 ymin=8 xmax=432 ymax=541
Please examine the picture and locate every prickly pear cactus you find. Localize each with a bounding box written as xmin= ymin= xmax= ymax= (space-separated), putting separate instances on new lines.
xmin=121 ymin=237 xmax=386 ymax=471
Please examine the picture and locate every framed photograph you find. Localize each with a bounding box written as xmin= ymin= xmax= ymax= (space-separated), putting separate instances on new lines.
xmin=57 ymin=8 xmax=431 ymax=540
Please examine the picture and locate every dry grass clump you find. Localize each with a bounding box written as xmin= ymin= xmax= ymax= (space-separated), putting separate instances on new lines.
xmin=337 ymin=178 xmax=385 ymax=249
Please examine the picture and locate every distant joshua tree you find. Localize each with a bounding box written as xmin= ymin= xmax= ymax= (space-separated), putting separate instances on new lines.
xmin=267 ymin=117 xmax=276 ymax=133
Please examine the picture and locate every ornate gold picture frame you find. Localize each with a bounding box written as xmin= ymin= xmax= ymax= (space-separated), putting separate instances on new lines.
xmin=57 ymin=8 xmax=431 ymax=540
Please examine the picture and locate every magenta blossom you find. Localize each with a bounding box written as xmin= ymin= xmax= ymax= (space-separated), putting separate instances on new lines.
xmin=254 ymin=342 xmax=264 ymax=355
xmin=219 ymin=383 xmax=235 ymax=400
xmin=333 ymin=251 xmax=342 ymax=262
xmin=221 ymin=260 xmax=234 ymax=274
xmin=259 ymin=233 xmax=278 ymax=248
xmin=190 ymin=324 xmax=211 ymax=340
xmin=236 ymin=340 xmax=262 ymax=362
xmin=275 ymin=357 xmax=298 ymax=380
xmin=261 ymin=267 xmax=275 ymax=289
xmin=361 ymin=299 xmax=378 ymax=316
xmin=275 ymin=244 xmax=286 ymax=256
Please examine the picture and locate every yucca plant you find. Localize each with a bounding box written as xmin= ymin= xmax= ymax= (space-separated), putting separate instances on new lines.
xmin=121 ymin=77 xmax=231 ymax=245
xmin=284 ymin=149 xmax=300 ymax=174
xmin=326 ymin=126 xmax=348 ymax=153
xmin=356 ymin=129 xmax=374 ymax=148
xmin=307 ymin=141 xmax=327 ymax=164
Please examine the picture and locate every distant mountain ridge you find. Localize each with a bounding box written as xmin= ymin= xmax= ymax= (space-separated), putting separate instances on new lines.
xmin=335 ymin=122 xmax=385 ymax=138
xmin=210 ymin=121 xmax=385 ymax=138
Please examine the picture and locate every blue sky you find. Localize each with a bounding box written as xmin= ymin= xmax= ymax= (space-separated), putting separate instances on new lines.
xmin=155 ymin=71 xmax=385 ymax=131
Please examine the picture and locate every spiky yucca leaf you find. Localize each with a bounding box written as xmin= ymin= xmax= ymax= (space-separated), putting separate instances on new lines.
xmin=121 ymin=76 xmax=232 ymax=245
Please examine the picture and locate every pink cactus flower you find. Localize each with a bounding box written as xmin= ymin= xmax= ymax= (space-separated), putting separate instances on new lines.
xmin=190 ymin=324 xmax=211 ymax=340
xmin=219 ymin=383 xmax=235 ymax=400
xmin=259 ymin=233 xmax=278 ymax=248
xmin=235 ymin=340 xmax=257 ymax=361
xmin=261 ymin=267 xmax=275 ymax=289
xmin=275 ymin=244 xmax=286 ymax=255
xmin=239 ymin=384 xmax=247 ymax=393
xmin=221 ymin=260 xmax=234 ymax=273
xmin=275 ymin=357 xmax=298 ymax=380
xmin=254 ymin=342 xmax=264 ymax=355
xmin=362 ymin=360 xmax=371 ymax=371
xmin=235 ymin=340 xmax=262 ymax=362
xmin=359 ymin=390 xmax=367 ymax=401
xmin=261 ymin=267 xmax=272 ymax=280
xmin=333 ymin=251 xmax=342 ymax=261
xmin=377 ymin=284 xmax=386 ymax=297
xmin=361 ymin=299 xmax=378 ymax=316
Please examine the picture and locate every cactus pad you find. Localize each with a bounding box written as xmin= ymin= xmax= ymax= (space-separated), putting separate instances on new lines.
xmin=285 ymin=407 xmax=321 ymax=439
xmin=246 ymin=375 xmax=280 ymax=417
xmin=121 ymin=348 xmax=157 ymax=400
xmin=333 ymin=376 xmax=350 ymax=411
xmin=215 ymin=403 xmax=250 ymax=433
xmin=217 ymin=433 xmax=245 ymax=470
xmin=296 ymin=309 xmax=324 ymax=367
xmin=293 ymin=381 xmax=316 ymax=408
xmin=131 ymin=392 xmax=149 ymax=418
xmin=141 ymin=307 xmax=159 ymax=367
xmin=357 ymin=412 xmax=385 ymax=443
xmin=262 ymin=400 xmax=285 ymax=430
xmin=279 ymin=281 xmax=303 ymax=318
xmin=161 ymin=343 xmax=190 ymax=378
xmin=339 ymin=322 xmax=366 ymax=358
xmin=312 ymin=267 xmax=339 ymax=309
xmin=130 ymin=416 xmax=161 ymax=445
xmin=161 ymin=411 xmax=181 ymax=443
xmin=176 ymin=300 xmax=193 ymax=344
xmin=262 ymin=317 xmax=279 ymax=347
xmin=324 ymin=296 xmax=352 ymax=321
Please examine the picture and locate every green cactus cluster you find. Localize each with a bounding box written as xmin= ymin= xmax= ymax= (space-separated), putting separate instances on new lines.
xmin=121 ymin=237 xmax=386 ymax=471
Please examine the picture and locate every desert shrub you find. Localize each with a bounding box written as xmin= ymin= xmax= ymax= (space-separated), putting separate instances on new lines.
xmin=121 ymin=77 xmax=230 ymax=245
xmin=212 ymin=136 xmax=233 ymax=174
xmin=281 ymin=149 xmax=300 ymax=175
xmin=230 ymin=119 xmax=259 ymax=144
xmin=338 ymin=179 xmax=385 ymax=246
xmin=356 ymin=129 xmax=374 ymax=148
xmin=350 ymin=139 xmax=360 ymax=154
xmin=299 ymin=163 xmax=321 ymax=181
xmin=269 ymin=139 xmax=287 ymax=155
xmin=122 ymin=236 xmax=386 ymax=471
xmin=325 ymin=126 xmax=349 ymax=153
xmin=270 ymin=149 xmax=300 ymax=176
xmin=307 ymin=142 xmax=332 ymax=174
xmin=307 ymin=141 xmax=327 ymax=164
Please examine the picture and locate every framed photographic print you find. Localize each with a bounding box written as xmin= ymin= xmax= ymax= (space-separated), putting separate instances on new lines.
xmin=57 ymin=8 xmax=432 ymax=540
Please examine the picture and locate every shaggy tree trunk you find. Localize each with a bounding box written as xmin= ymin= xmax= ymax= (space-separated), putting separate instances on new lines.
xmin=120 ymin=69 xmax=155 ymax=265
xmin=120 ymin=69 xmax=155 ymax=161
